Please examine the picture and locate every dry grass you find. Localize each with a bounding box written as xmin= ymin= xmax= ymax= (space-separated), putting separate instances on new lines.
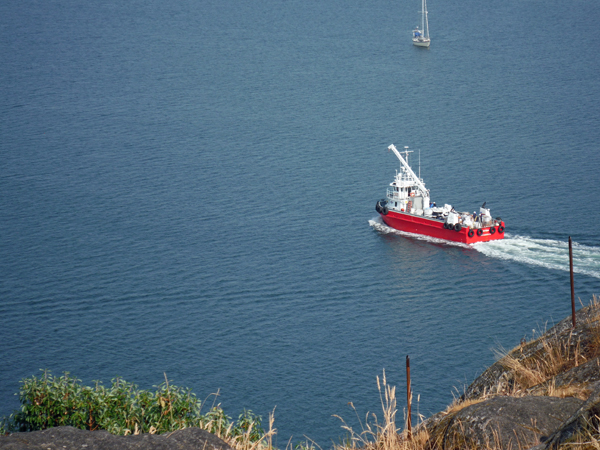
xmin=427 ymin=419 xmax=509 ymax=450
xmin=485 ymin=296 xmax=600 ymax=399
xmin=541 ymin=380 xmax=594 ymax=401
xmin=330 ymin=298 xmax=600 ymax=450
xmin=441 ymin=395 xmax=485 ymax=417
xmin=584 ymin=295 xmax=600 ymax=359
xmin=333 ymin=372 xmax=508 ymax=450
xmin=333 ymin=370 xmax=434 ymax=450
xmin=333 ymin=371 xmax=400 ymax=450
xmin=225 ymin=409 xmax=277 ymax=450
xmin=497 ymin=336 xmax=579 ymax=391
xmin=552 ymin=415 xmax=600 ymax=449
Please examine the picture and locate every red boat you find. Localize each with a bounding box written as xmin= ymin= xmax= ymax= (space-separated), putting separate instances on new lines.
xmin=375 ymin=144 xmax=505 ymax=244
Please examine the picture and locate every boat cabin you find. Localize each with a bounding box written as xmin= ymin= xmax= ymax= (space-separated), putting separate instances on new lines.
xmin=385 ymin=146 xmax=430 ymax=216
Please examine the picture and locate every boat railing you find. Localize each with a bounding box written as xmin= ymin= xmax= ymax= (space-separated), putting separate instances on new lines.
xmin=387 ymin=189 xmax=414 ymax=200
xmin=387 ymin=189 xmax=406 ymax=200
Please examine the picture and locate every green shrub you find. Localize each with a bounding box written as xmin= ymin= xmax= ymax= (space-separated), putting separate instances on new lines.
xmin=2 ymin=370 xmax=264 ymax=441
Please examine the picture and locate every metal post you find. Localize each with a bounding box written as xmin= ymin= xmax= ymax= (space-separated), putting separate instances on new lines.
xmin=406 ymin=355 xmax=412 ymax=439
xmin=569 ymin=236 xmax=576 ymax=328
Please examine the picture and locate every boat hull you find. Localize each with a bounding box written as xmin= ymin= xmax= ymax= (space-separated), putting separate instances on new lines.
xmin=413 ymin=38 xmax=430 ymax=47
xmin=379 ymin=210 xmax=505 ymax=244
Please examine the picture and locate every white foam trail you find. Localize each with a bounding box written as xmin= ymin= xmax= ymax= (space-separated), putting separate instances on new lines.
xmin=368 ymin=216 xmax=469 ymax=248
xmin=473 ymin=235 xmax=600 ymax=279
xmin=369 ymin=217 xmax=600 ymax=279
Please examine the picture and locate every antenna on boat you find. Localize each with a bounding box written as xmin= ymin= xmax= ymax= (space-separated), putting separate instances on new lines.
xmin=418 ymin=149 xmax=421 ymax=180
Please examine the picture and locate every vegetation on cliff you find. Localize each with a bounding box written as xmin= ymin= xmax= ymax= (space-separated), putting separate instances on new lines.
xmin=3 ymin=296 xmax=600 ymax=449
xmin=0 ymin=371 xmax=274 ymax=450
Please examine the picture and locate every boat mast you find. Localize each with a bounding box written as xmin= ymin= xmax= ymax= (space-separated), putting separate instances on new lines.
xmin=423 ymin=0 xmax=429 ymax=39
xmin=421 ymin=0 xmax=425 ymax=36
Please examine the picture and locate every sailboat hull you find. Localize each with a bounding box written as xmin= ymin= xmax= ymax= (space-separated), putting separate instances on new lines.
xmin=413 ymin=38 xmax=430 ymax=47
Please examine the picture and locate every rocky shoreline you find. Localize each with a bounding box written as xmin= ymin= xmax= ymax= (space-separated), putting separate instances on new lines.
xmin=0 ymin=426 xmax=233 ymax=450
xmin=2 ymin=299 xmax=600 ymax=450
xmin=419 ymin=299 xmax=600 ymax=449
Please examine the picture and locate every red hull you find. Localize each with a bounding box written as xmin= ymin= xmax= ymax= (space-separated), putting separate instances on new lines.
xmin=380 ymin=210 xmax=505 ymax=244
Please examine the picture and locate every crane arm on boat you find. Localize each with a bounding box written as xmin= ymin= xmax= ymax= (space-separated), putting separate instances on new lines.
xmin=388 ymin=144 xmax=428 ymax=196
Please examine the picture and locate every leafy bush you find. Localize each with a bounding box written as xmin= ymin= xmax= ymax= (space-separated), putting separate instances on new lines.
xmin=2 ymin=370 xmax=264 ymax=441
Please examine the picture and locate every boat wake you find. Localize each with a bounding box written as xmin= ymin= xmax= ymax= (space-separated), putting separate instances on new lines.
xmin=370 ymin=217 xmax=600 ymax=279
xmin=473 ymin=236 xmax=600 ymax=279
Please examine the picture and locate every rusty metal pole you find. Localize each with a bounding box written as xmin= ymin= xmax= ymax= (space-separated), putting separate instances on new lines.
xmin=569 ymin=236 xmax=576 ymax=328
xmin=406 ymin=355 xmax=412 ymax=439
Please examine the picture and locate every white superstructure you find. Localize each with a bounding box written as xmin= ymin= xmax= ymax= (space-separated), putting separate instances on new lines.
xmin=386 ymin=145 xmax=430 ymax=215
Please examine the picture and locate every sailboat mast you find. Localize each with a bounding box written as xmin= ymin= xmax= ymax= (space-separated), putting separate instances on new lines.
xmin=423 ymin=0 xmax=429 ymax=39
xmin=421 ymin=0 xmax=425 ymax=34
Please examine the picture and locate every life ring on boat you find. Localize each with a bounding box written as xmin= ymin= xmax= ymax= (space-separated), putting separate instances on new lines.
xmin=454 ymin=224 xmax=462 ymax=232
xmin=410 ymin=192 xmax=415 ymax=197
xmin=476 ymin=228 xmax=483 ymax=237
xmin=468 ymin=229 xmax=474 ymax=238
xmin=498 ymin=225 xmax=504 ymax=233
xmin=489 ymin=226 xmax=496 ymax=234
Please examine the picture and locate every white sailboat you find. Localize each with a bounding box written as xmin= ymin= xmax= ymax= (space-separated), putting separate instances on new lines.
xmin=412 ymin=0 xmax=430 ymax=47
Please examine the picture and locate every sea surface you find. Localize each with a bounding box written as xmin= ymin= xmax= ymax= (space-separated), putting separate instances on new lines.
xmin=1 ymin=0 xmax=600 ymax=446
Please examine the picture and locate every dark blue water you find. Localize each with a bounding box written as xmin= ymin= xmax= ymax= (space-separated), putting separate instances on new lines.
xmin=1 ymin=0 xmax=600 ymax=446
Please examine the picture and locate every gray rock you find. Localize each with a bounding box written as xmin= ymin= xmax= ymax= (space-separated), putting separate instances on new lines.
xmin=0 ymin=426 xmax=233 ymax=450
xmin=427 ymin=396 xmax=583 ymax=450
xmin=541 ymin=383 xmax=600 ymax=449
